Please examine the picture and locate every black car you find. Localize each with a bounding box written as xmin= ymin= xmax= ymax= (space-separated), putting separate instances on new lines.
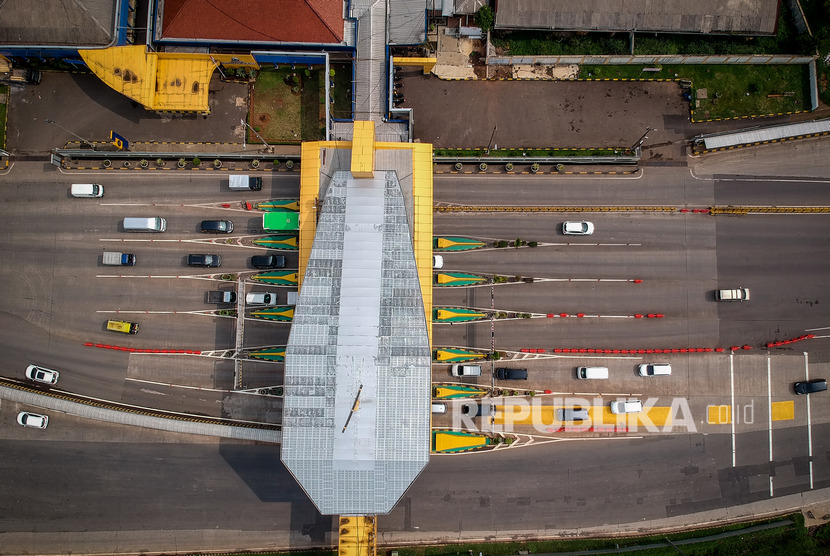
xmin=200 ymin=220 xmax=234 ymax=234
xmin=794 ymin=378 xmax=827 ymax=395
xmin=251 ymin=254 xmax=286 ymax=269
xmin=461 ymin=402 xmax=492 ymax=417
xmin=495 ymin=367 xmax=528 ymax=380
xmin=187 ymin=254 xmax=221 ymax=267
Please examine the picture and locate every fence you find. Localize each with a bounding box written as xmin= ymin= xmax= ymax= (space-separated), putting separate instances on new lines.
xmin=489 ymin=54 xmax=816 ymax=66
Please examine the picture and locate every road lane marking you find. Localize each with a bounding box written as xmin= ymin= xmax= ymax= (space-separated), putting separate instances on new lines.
xmin=126 ymin=378 xmax=235 ymax=393
xmin=805 ymin=351 xmax=814 ymax=490
xmin=768 ymin=354 xmax=773 ymax=497
xmin=707 ymin=405 xmax=731 ymax=424
xmin=730 ymin=352 xmax=736 ymax=467
xmin=771 ymin=401 xmax=794 ymax=420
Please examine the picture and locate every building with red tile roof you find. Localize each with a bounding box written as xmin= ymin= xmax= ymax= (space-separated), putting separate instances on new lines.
xmin=158 ymin=0 xmax=345 ymax=44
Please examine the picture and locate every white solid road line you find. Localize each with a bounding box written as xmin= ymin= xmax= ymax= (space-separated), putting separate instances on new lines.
xmin=805 ymin=351 xmax=814 ymax=490
xmin=730 ymin=352 xmax=736 ymax=468
xmin=767 ymin=354 xmax=774 ymax=497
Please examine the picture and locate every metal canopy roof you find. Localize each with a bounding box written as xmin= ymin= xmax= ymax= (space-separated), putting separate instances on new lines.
xmin=281 ymin=169 xmax=431 ymax=516
xmin=702 ymin=119 xmax=830 ymax=150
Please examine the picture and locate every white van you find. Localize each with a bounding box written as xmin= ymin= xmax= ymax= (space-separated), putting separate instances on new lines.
xmin=451 ymin=364 xmax=482 ymax=377
xmin=71 ymin=183 xmax=104 ymax=198
xmin=576 ymin=366 xmax=609 ymax=380
xmin=638 ymin=363 xmax=671 ymax=377
xmin=123 ymin=217 xmax=166 ymax=232
xmin=716 ymin=288 xmax=750 ymax=301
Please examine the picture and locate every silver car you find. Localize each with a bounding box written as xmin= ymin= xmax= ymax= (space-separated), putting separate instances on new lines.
xmin=557 ymin=407 xmax=590 ymax=422
xmin=25 ymin=365 xmax=59 ymax=385
xmin=245 ymin=292 xmax=278 ymax=306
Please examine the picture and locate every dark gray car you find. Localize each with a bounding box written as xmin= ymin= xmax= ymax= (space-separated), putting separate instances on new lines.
xmin=187 ymin=254 xmax=221 ymax=267
xmin=199 ymin=220 xmax=234 ymax=233
xmin=251 ymin=254 xmax=286 ymax=269
xmin=794 ymin=379 xmax=827 ymax=395
xmin=495 ymin=367 xmax=527 ymax=380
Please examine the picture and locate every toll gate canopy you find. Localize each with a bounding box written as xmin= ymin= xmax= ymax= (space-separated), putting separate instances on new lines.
xmin=281 ymin=169 xmax=431 ymax=516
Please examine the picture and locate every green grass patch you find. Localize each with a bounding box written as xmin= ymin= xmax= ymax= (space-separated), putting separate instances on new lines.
xmin=801 ymin=0 xmax=830 ymax=107
xmin=249 ymin=68 xmax=325 ymax=143
xmin=330 ymin=63 xmax=353 ymax=120
xmin=300 ymin=69 xmax=325 ymax=141
xmin=579 ymin=64 xmax=810 ymax=121
xmin=434 ymin=147 xmax=631 ymax=157
xmin=0 ymin=84 xmax=7 ymax=150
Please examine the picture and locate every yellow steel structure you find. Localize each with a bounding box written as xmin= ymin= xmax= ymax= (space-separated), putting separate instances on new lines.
xmin=391 ymin=56 xmax=437 ymax=74
xmin=338 ymin=516 xmax=376 ymax=556
xmin=298 ymin=134 xmax=434 ymax=345
xmin=350 ymin=121 xmax=375 ymax=178
xmin=80 ymin=46 xmax=232 ymax=112
xmin=299 ymin=130 xmax=432 ymax=556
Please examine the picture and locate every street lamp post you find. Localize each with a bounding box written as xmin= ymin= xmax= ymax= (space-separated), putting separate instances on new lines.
xmin=485 ymin=124 xmax=497 ymax=155
xmin=44 ymin=119 xmax=95 ymax=149
xmin=241 ymin=119 xmax=273 ymax=153
xmin=632 ymin=126 xmax=653 ymax=151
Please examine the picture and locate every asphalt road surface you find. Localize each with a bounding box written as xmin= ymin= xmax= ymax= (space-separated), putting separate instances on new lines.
xmin=2 ymin=144 xmax=830 ymax=554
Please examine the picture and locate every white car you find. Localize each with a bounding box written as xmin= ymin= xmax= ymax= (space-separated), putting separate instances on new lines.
xmin=17 ymin=411 xmax=48 ymax=429
xmin=610 ymin=400 xmax=643 ymax=414
xmin=433 ymin=255 xmax=444 ymax=269
xmin=562 ymin=221 xmax=594 ymax=235
xmin=638 ymin=363 xmax=672 ymax=377
xmin=245 ymin=292 xmax=278 ymax=306
xmin=25 ymin=365 xmax=59 ymax=385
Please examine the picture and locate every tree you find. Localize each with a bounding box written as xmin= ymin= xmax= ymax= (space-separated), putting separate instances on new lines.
xmin=475 ymin=6 xmax=495 ymax=31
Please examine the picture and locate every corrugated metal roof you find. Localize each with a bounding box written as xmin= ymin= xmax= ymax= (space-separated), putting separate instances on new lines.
xmin=282 ymin=169 xmax=430 ymax=516
xmin=702 ymin=120 xmax=830 ymax=150
xmin=389 ymin=0 xmax=427 ymax=45
xmin=0 ymin=0 xmax=115 ymax=46
xmin=494 ymin=0 xmax=779 ymax=34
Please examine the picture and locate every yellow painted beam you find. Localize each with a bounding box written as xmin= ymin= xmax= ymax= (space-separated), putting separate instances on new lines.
xmin=350 ymin=121 xmax=375 ymax=178
xmin=338 ymin=515 xmax=376 ymax=556
xmin=391 ymin=56 xmax=437 ymax=74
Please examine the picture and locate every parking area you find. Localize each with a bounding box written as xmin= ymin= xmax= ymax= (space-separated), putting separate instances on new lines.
xmin=400 ymin=72 xmax=690 ymax=157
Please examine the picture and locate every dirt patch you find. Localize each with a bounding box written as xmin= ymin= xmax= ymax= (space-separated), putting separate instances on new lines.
xmin=489 ymin=65 xmax=512 ymax=79
xmin=255 ymin=113 xmax=271 ymax=126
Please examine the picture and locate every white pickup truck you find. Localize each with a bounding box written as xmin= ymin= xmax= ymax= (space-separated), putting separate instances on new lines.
xmin=103 ymin=252 xmax=136 ymax=266
xmin=717 ymin=288 xmax=750 ymax=301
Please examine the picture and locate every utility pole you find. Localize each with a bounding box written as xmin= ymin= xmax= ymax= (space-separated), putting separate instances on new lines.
xmin=485 ymin=124 xmax=497 ymax=155
xmin=632 ymin=126 xmax=653 ymax=151
xmin=44 ymin=119 xmax=95 ymax=149
xmin=241 ymin=119 xmax=273 ymax=153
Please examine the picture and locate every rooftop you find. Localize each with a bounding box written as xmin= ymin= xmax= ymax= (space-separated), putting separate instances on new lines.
xmin=282 ymin=165 xmax=431 ymax=515
xmin=158 ymin=0 xmax=345 ymax=44
xmin=495 ymin=0 xmax=779 ymax=35
xmin=0 ymin=0 xmax=116 ymax=46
